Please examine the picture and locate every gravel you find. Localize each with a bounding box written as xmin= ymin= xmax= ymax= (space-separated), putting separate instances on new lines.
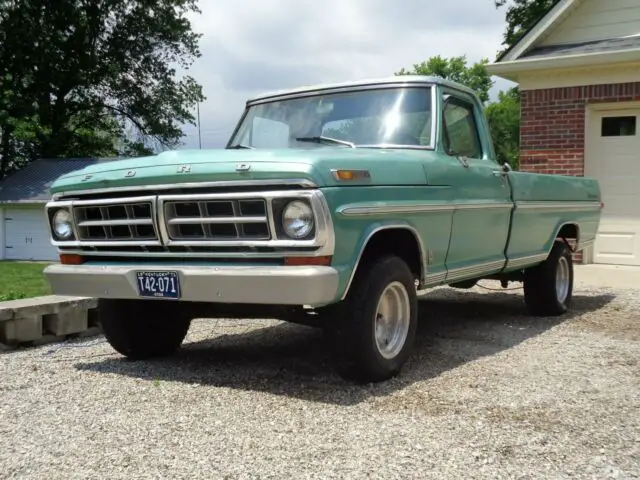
xmin=1 ymin=282 xmax=639 ymax=479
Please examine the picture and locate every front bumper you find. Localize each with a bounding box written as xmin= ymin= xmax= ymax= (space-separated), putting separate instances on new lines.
xmin=43 ymin=264 xmax=340 ymax=306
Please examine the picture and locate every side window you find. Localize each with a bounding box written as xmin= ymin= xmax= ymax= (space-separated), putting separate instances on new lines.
xmin=442 ymin=96 xmax=483 ymax=158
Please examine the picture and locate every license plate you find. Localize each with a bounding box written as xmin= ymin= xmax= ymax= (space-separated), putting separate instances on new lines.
xmin=135 ymin=271 xmax=181 ymax=299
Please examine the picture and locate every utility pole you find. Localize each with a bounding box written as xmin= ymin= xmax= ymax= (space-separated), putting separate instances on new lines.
xmin=197 ymin=102 xmax=202 ymax=149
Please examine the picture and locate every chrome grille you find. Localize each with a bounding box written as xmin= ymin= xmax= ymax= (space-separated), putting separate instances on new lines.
xmin=163 ymin=198 xmax=270 ymax=240
xmin=47 ymin=187 xmax=334 ymax=258
xmin=73 ymin=200 xmax=158 ymax=242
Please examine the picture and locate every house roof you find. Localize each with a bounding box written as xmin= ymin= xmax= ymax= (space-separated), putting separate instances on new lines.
xmin=496 ymin=0 xmax=581 ymax=63
xmin=495 ymin=0 xmax=563 ymax=62
xmin=519 ymin=35 xmax=640 ymax=60
xmin=0 ymin=158 xmax=117 ymax=204
xmin=486 ymin=0 xmax=640 ymax=80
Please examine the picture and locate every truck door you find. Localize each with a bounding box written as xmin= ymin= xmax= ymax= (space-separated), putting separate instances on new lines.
xmin=438 ymin=90 xmax=513 ymax=283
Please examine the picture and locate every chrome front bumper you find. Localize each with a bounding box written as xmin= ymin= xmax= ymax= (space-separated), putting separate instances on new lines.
xmin=44 ymin=264 xmax=340 ymax=306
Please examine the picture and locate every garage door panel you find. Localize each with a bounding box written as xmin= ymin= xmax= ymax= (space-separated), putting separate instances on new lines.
xmin=599 ymin=182 xmax=636 ymax=194
xmin=600 ymin=195 xmax=639 ymax=215
xmin=594 ymin=221 xmax=639 ymax=265
xmin=587 ymin=108 xmax=640 ymax=266
xmin=4 ymin=208 xmax=58 ymax=261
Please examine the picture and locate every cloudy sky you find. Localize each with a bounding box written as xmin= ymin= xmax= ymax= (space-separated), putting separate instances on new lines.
xmin=179 ymin=0 xmax=516 ymax=149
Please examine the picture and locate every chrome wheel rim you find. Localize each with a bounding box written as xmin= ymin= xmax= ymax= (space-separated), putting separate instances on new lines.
xmin=556 ymin=256 xmax=570 ymax=303
xmin=374 ymin=281 xmax=411 ymax=360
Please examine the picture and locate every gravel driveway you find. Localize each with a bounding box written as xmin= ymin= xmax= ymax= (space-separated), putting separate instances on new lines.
xmin=1 ymin=282 xmax=639 ymax=479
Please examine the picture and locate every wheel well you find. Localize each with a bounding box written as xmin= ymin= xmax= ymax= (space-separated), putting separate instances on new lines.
xmin=557 ymin=223 xmax=578 ymax=241
xmin=356 ymin=228 xmax=422 ymax=281
xmin=556 ymin=223 xmax=580 ymax=252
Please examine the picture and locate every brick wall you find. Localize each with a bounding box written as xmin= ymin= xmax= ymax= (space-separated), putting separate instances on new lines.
xmin=519 ymin=81 xmax=640 ymax=263
xmin=519 ymin=82 xmax=640 ymax=175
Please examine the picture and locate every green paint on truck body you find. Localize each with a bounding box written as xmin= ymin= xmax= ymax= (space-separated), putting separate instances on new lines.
xmin=47 ymin=76 xmax=603 ymax=305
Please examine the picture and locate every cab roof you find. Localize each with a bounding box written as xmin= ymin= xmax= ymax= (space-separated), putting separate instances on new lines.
xmin=246 ymin=75 xmax=477 ymax=105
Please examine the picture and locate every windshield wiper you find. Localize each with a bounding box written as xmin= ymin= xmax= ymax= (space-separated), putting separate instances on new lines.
xmin=295 ymin=136 xmax=355 ymax=148
xmin=227 ymin=143 xmax=254 ymax=149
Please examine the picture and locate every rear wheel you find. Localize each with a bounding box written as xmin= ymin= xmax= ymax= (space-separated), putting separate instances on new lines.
xmin=331 ymin=255 xmax=418 ymax=383
xmin=523 ymin=240 xmax=574 ymax=316
xmin=99 ymin=299 xmax=192 ymax=360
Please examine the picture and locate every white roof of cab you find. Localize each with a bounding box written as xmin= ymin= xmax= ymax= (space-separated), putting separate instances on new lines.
xmin=246 ymin=75 xmax=477 ymax=105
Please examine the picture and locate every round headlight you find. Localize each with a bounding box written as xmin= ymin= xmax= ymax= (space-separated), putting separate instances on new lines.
xmin=282 ymin=201 xmax=314 ymax=239
xmin=53 ymin=209 xmax=73 ymax=240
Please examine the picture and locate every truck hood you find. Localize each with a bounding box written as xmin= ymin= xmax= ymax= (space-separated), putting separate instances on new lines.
xmin=50 ymin=148 xmax=430 ymax=195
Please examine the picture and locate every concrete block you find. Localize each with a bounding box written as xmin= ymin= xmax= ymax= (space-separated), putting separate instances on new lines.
xmin=87 ymin=307 xmax=100 ymax=327
xmin=0 ymin=309 xmax=13 ymax=322
xmin=44 ymin=305 xmax=88 ymax=336
xmin=0 ymin=315 xmax=43 ymax=344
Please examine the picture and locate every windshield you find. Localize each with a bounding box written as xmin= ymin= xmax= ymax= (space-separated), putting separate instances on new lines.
xmin=228 ymin=87 xmax=434 ymax=149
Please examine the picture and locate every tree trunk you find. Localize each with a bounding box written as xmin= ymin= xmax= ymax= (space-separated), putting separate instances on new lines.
xmin=0 ymin=126 xmax=14 ymax=180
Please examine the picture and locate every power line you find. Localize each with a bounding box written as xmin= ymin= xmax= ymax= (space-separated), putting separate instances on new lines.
xmin=197 ymin=102 xmax=202 ymax=149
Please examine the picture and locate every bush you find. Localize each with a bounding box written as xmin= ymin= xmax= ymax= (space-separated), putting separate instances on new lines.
xmin=0 ymin=292 xmax=27 ymax=302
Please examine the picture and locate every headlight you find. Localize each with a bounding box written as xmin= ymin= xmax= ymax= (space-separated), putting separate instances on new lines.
xmin=52 ymin=209 xmax=74 ymax=240
xmin=282 ymin=201 xmax=314 ymax=239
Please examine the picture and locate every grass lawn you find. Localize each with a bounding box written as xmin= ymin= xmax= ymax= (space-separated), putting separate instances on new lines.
xmin=0 ymin=261 xmax=52 ymax=301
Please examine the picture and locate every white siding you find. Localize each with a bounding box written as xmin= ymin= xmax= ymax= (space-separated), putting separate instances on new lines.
xmin=542 ymin=0 xmax=640 ymax=46
xmin=518 ymin=63 xmax=640 ymax=90
xmin=4 ymin=207 xmax=58 ymax=261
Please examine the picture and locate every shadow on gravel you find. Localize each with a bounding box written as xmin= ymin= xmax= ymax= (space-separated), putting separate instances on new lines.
xmin=75 ymin=289 xmax=615 ymax=406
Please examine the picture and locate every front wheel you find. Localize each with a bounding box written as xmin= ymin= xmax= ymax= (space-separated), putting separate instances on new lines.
xmin=331 ymin=255 xmax=418 ymax=383
xmin=99 ymin=299 xmax=192 ymax=360
xmin=523 ymin=240 xmax=574 ymax=316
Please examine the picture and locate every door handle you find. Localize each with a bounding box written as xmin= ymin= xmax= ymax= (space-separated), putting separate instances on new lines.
xmin=456 ymin=156 xmax=470 ymax=168
xmin=492 ymin=162 xmax=513 ymax=177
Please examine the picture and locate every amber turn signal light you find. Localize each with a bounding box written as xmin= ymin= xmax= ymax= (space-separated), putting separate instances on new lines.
xmin=59 ymin=254 xmax=85 ymax=265
xmin=284 ymin=256 xmax=332 ymax=266
xmin=331 ymin=169 xmax=371 ymax=181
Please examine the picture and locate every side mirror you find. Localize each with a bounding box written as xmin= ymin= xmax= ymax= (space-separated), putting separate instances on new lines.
xmin=501 ymin=162 xmax=512 ymax=173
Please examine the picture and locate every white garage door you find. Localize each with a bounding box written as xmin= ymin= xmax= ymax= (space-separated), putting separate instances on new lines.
xmin=4 ymin=207 xmax=58 ymax=261
xmin=586 ymin=107 xmax=640 ymax=266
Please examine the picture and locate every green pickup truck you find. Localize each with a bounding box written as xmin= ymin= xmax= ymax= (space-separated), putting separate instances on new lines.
xmin=44 ymin=76 xmax=603 ymax=383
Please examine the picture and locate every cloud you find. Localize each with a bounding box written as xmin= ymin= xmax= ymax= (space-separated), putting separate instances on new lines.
xmin=178 ymin=0 xmax=515 ymax=149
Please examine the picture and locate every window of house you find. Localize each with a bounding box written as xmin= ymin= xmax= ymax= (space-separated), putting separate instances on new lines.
xmin=601 ymin=116 xmax=637 ymax=137
xmin=442 ymin=97 xmax=483 ymax=158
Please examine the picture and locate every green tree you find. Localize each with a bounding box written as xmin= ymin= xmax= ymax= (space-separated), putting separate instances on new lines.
xmin=485 ymin=87 xmax=520 ymax=169
xmin=395 ymin=55 xmax=521 ymax=169
xmin=494 ymin=0 xmax=559 ymax=53
xmin=0 ymin=0 xmax=205 ymax=180
xmin=396 ymin=55 xmax=494 ymax=104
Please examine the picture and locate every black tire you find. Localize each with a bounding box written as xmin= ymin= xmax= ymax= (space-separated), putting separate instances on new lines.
xmin=331 ymin=255 xmax=418 ymax=383
xmin=523 ymin=240 xmax=574 ymax=316
xmin=99 ymin=299 xmax=192 ymax=360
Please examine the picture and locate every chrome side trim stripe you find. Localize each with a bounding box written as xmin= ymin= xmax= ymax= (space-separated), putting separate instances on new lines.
xmin=424 ymin=271 xmax=447 ymax=286
xmin=505 ymin=253 xmax=549 ymax=270
xmin=338 ymin=202 xmax=513 ymax=216
xmin=338 ymin=200 xmax=602 ymax=217
xmin=445 ymin=260 xmax=505 ymax=283
xmin=515 ymin=201 xmax=602 ymax=211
